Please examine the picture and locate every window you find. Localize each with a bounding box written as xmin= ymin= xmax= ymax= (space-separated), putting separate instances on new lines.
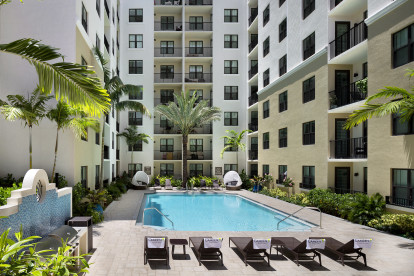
xmin=278 ymin=165 xmax=287 ymax=183
xmin=160 ymin=163 xmax=174 ymax=176
xmin=112 ymin=8 xmax=115 ymax=24
xmin=81 ymin=128 xmax=88 ymax=141
xmin=129 ymin=60 xmax=143 ymax=74
xmin=128 ymin=140 xmax=142 ymax=151
xmin=303 ymin=121 xmax=315 ymax=145
xmin=96 ymin=0 xmax=100 ymax=16
xmin=129 ymin=34 xmax=143 ymax=48
xmin=161 ymin=16 xmax=174 ymax=30
xmin=129 ymin=9 xmax=143 ymax=22
xmin=224 ymin=137 xmax=237 ymax=152
xmin=263 ymin=132 xmax=269 ymax=149
xmin=263 ymin=100 xmax=270 ymax=118
xmin=95 ymin=131 xmax=100 ymax=145
xmin=81 ymin=56 xmax=87 ymax=66
xmin=224 ymin=35 xmax=238 ymax=48
xmin=279 ymin=18 xmax=287 ymax=42
xmin=302 ymin=166 xmax=315 ymax=189
xmin=279 ymin=128 xmax=287 ymax=148
xmin=303 ymin=32 xmax=315 ymax=60
xmin=129 ymin=86 xmax=143 ymax=100
xmin=161 ymin=90 xmax=174 ymax=104
xmin=160 ymin=41 xmax=174 ymax=54
xmin=189 ymin=66 xmax=203 ymax=80
xmin=279 ymin=91 xmax=287 ymax=112
xmin=263 ymin=69 xmax=270 ymax=87
xmin=392 ymin=23 xmax=414 ymax=68
xmin=160 ymin=115 xmax=174 ymax=128
xmin=224 ymin=164 xmax=238 ymax=174
xmin=279 ymin=0 xmax=286 ymax=7
xmin=362 ymin=62 xmax=368 ymax=78
xmin=189 ymin=16 xmax=203 ymax=30
xmin=263 ymin=165 xmax=269 ymax=176
xmin=112 ymin=132 xmax=114 ymax=149
xmin=263 ymin=4 xmax=270 ymax=26
xmin=190 ymin=139 xmax=203 ymax=152
xmin=224 ymin=112 xmax=238 ymax=126
xmin=303 ymin=76 xmax=315 ymax=103
xmin=224 ymin=9 xmax=238 ymax=22
xmin=112 ymin=39 xmax=114 ymax=55
xmin=250 ymin=164 xmax=258 ymax=177
xmin=128 ymin=163 xmax=142 ymax=177
xmin=82 ymin=3 xmax=88 ymax=33
xmin=224 ymin=60 xmax=238 ymax=74
xmin=160 ymin=65 xmax=174 ymax=79
xmin=128 ymin=111 xmax=142 ymax=125
xmin=189 ymin=41 xmax=203 ymax=54
xmin=279 ymin=55 xmax=287 ymax=76
xmin=190 ymin=164 xmax=203 ymax=177
xmin=95 ymin=165 xmax=100 ymax=188
xmin=392 ymin=169 xmax=414 ymax=207
xmin=224 ymin=86 xmax=238 ymax=100
xmin=303 ymin=0 xmax=315 ymax=19
xmin=189 ymin=89 xmax=203 ymax=103
xmin=263 ymin=36 xmax=270 ymax=57
xmin=160 ymin=138 xmax=174 ymax=152
xmin=81 ymin=166 xmax=88 ymax=189
xmin=96 ymin=34 xmax=101 ymax=51
xmin=392 ymin=113 xmax=414 ymax=135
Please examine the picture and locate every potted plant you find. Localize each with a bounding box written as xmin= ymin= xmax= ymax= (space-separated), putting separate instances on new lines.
xmin=282 ymin=177 xmax=295 ymax=196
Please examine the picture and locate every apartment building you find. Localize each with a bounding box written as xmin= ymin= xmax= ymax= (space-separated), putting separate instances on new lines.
xmin=252 ymin=0 xmax=414 ymax=212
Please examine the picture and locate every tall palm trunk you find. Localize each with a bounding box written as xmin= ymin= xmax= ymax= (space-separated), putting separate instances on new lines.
xmin=29 ymin=125 xmax=32 ymax=169
xmin=131 ymin=146 xmax=134 ymax=177
xmin=99 ymin=116 xmax=105 ymax=189
xmin=182 ymin=135 xmax=188 ymax=188
xmin=51 ymin=128 xmax=59 ymax=183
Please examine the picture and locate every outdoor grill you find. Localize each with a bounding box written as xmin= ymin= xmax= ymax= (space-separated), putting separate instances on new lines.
xmin=49 ymin=225 xmax=80 ymax=247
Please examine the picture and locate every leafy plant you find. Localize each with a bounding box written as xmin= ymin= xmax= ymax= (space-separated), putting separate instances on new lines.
xmin=368 ymin=214 xmax=414 ymax=239
xmin=355 ymin=77 xmax=368 ymax=94
xmin=0 ymin=182 xmax=22 ymax=206
xmin=282 ymin=177 xmax=295 ymax=187
xmin=344 ymin=193 xmax=385 ymax=225
xmin=55 ymin=174 xmax=68 ymax=189
xmin=0 ymin=174 xmax=23 ymax=188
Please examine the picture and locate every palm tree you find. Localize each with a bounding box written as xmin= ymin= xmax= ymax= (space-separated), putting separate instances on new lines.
xmin=220 ymin=130 xmax=251 ymax=170
xmin=156 ymin=91 xmax=221 ymax=186
xmin=94 ymin=48 xmax=150 ymax=188
xmin=345 ymin=70 xmax=414 ymax=129
xmin=0 ymin=89 xmax=52 ymax=169
xmin=47 ymin=101 xmax=100 ymax=182
xmin=117 ymin=126 xmax=152 ymax=176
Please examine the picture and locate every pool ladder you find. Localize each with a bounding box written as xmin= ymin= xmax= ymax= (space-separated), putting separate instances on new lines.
xmin=276 ymin=206 xmax=322 ymax=230
xmin=143 ymin=207 xmax=175 ymax=230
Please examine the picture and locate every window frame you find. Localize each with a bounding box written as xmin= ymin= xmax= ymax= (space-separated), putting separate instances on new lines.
xmin=392 ymin=23 xmax=414 ymax=68
xmin=303 ymin=120 xmax=315 ymax=145
xmin=82 ymin=3 xmax=88 ymax=33
xmin=160 ymin=163 xmax=174 ymax=176
xmin=128 ymin=140 xmax=143 ymax=152
xmin=278 ymin=165 xmax=287 ymax=183
xmin=128 ymin=163 xmax=142 ymax=177
xmin=262 ymin=165 xmax=270 ymax=176
xmin=279 ymin=91 xmax=288 ymax=112
xmin=263 ymin=36 xmax=270 ymax=57
xmin=129 ymin=60 xmax=143 ymax=74
xmin=129 ymin=9 xmax=143 ymax=23
xmin=263 ymin=4 xmax=270 ymax=26
xmin=224 ymin=34 xmax=238 ymax=48
xmin=263 ymin=100 xmax=270 ymax=118
xmin=224 ymin=112 xmax=238 ymax=126
xmin=279 ymin=18 xmax=287 ymax=42
xmin=224 ymin=9 xmax=238 ymax=23
xmin=303 ymin=76 xmax=315 ymax=103
xmin=190 ymin=139 xmax=203 ymax=152
xmin=129 ymin=34 xmax=143 ymax=48
xmin=189 ymin=163 xmax=203 ymax=177
xmin=303 ymin=0 xmax=315 ymax=19
xmin=263 ymin=132 xmax=270 ymax=149
xmin=279 ymin=55 xmax=287 ymax=76
xmin=302 ymin=166 xmax=315 ymax=189
xmin=160 ymin=138 xmax=174 ymax=152
xmin=279 ymin=127 xmax=287 ymax=148
xmin=392 ymin=113 xmax=414 ymax=135
xmin=303 ymin=32 xmax=315 ymax=60
xmin=128 ymin=111 xmax=143 ymax=126
xmin=263 ymin=69 xmax=270 ymax=87
xmin=224 ymin=86 xmax=238 ymax=100
xmin=81 ymin=166 xmax=88 ymax=189
xmin=224 ymin=60 xmax=238 ymax=74
xmin=129 ymin=85 xmax=143 ymax=100
xmin=224 ymin=164 xmax=238 ymax=174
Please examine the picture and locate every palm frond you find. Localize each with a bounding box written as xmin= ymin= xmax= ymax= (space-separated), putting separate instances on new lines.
xmin=220 ymin=145 xmax=233 ymax=159
xmin=92 ymin=47 xmax=111 ymax=85
xmin=115 ymin=100 xmax=151 ymax=117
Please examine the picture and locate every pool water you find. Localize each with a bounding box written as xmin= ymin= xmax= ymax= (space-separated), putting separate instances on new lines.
xmin=137 ymin=193 xmax=313 ymax=231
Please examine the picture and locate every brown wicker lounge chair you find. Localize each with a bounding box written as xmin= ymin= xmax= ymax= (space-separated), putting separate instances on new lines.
xmin=189 ymin=237 xmax=223 ymax=266
xmin=270 ymin=237 xmax=322 ymax=266
xmin=229 ymin=237 xmax=270 ymax=266
xmin=144 ymin=236 xmax=169 ymax=265
xmin=310 ymin=237 xmax=367 ymax=266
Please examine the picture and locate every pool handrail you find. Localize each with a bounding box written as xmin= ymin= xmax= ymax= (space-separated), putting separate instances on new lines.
xmin=276 ymin=206 xmax=322 ymax=230
xmin=143 ymin=207 xmax=175 ymax=229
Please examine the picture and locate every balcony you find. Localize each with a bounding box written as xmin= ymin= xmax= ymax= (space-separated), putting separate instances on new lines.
xmin=187 ymin=150 xmax=212 ymax=160
xmin=104 ymin=145 xmax=109 ymax=160
xmin=329 ymin=187 xmax=366 ymax=194
xmin=185 ymin=47 xmax=212 ymax=57
xmin=154 ymin=73 xmax=182 ymax=83
xmin=185 ymin=22 xmax=212 ymax=32
xmin=154 ymin=150 xmax=182 ymax=160
xmin=154 ymin=97 xmax=176 ymax=106
xmin=104 ymin=0 xmax=109 ymax=17
xmin=104 ymin=36 xmax=109 ymax=53
xmin=386 ymin=196 xmax=414 ymax=209
xmin=185 ymin=0 xmax=212 ymax=5
xmin=329 ymin=20 xmax=367 ymax=59
xmin=154 ymin=47 xmax=182 ymax=57
xmin=329 ymin=79 xmax=367 ymax=109
xmin=249 ymin=39 xmax=258 ymax=53
xmin=249 ymin=94 xmax=258 ymax=106
xmin=155 ymin=0 xmax=182 ymax=5
xmin=154 ymin=124 xmax=212 ymax=134
xmin=185 ymin=73 xmax=212 ymax=83
xmin=249 ymin=64 xmax=258 ymax=79
xmin=248 ymin=150 xmax=258 ymax=160
xmin=248 ymin=122 xmax=258 ymax=132
xmin=329 ymin=136 xmax=367 ymax=159
xmin=154 ymin=22 xmax=183 ymax=31
xmin=248 ymin=9 xmax=258 ymax=26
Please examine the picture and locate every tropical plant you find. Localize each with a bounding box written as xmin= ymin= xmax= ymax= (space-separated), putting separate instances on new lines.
xmin=345 ymin=69 xmax=414 ymax=129
xmin=0 ymin=89 xmax=52 ymax=169
xmin=47 ymin=101 xmax=100 ymax=182
xmin=155 ymin=91 xmax=221 ymax=185
xmin=220 ymin=130 xmax=252 ymax=170
xmin=345 ymin=193 xmax=386 ymax=225
xmin=94 ymin=48 xmax=150 ymax=189
xmin=117 ymin=126 xmax=152 ymax=166
xmin=368 ymin=214 xmax=414 ymax=239
xmin=282 ymin=176 xmax=295 ymax=187
xmin=0 ymin=182 xmax=22 ymax=206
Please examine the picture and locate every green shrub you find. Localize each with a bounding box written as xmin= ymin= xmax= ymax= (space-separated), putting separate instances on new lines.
xmin=0 ymin=182 xmax=22 ymax=206
xmin=107 ymin=184 xmax=121 ymax=200
xmin=368 ymin=214 xmax=414 ymax=239
xmin=0 ymin=173 xmax=23 ymax=188
xmin=72 ymin=182 xmax=88 ymax=216
xmin=90 ymin=209 xmax=104 ymax=224
xmin=287 ymin=193 xmax=309 ymax=206
xmin=56 ymin=174 xmax=68 ymax=189
xmin=344 ymin=193 xmax=385 ymax=225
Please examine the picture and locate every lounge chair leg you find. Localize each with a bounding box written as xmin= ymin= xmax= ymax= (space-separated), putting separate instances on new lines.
xmin=341 ymin=257 xmax=344 ymax=266
xmin=362 ymin=252 xmax=367 ymax=266
xmin=317 ymin=252 xmax=322 ymax=266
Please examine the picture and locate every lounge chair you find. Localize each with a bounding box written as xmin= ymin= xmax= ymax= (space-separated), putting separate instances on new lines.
xmin=212 ymin=180 xmax=220 ymax=190
xmin=270 ymin=237 xmax=323 ymax=266
xmin=224 ymin=171 xmax=242 ymax=190
xmin=229 ymin=237 xmax=270 ymax=266
xmin=154 ymin=178 xmax=162 ymax=190
xmin=189 ymin=237 xmax=223 ymax=266
xmin=144 ymin=236 xmax=169 ymax=265
xmin=165 ymin=179 xmax=173 ymax=190
xmin=200 ymin=179 xmax=208 ymax=190
xmin=310 ymin=237 xmax=369 ymax=266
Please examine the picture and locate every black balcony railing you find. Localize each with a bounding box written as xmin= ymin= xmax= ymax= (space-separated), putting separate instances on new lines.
xmin=185 ymin=0 xmax=212 ymax=5
xmin=249 ymin=39 xmax=258 ymax=52
xmin=249 ymin=64 xmax=258 ymax=79
xmin=248 ymin=123 xmax=258 ymax=132
xmin=330 ymin=136 xmax=367 ymax=159
xmin=154 ymin=150 xmax=182 ymax=160
xmin=104 ymin=36 xmax=109 ymax=53
xmin=154 ymin=97 xmax=176 ymax=106
xmin=185 ymin=73 xmax=212 ymax=83
xmin=116 ymin=149 xmax=120 ymax=160
xmin=329 ymin=187 xmax=366 ymax=195
xmin=187 ymin=150 xmax=212 ymax=160
xmin=154 ymin=47 xmax=182 ymax=57
xmin=185 ymin=47 xmax=212 ymax=57
xmin=329 ymin=79 xmax=367 ymax=109
xmin=104 ymin=145 xmax=109 ymax=159
xmin=386 ymin=196 xmax=414 ymax=209
xmin=300 ymin=182 xmax=316 ymax=190
xmin=249 ymin=94 xmax=258 ymax=106
xmin=185 ymin=22 xmax=212 ymax=31
xmin=330 ymin=0 xmax=343 ymax=10
xmin=154 ymin=124 xmax=212 ymax=134
xmin=248 ymin=9 xmax=258 ymax=25
xmin=329 ymin=20 xmax=367 ymax=59
xmin=248 ymin=150 xmax=258 ymax=160
xmin=128 ymin=118 xmax=142 ymax=126
xmin=154 ymin=22 xmax=183 ymax=31
xmin=154 ymin=73 xmax=182 ymax=83
xmin=104 ymin=0 xmax=110 ymax=17
xmin=154 ymin=0 xmax=182 ymax=5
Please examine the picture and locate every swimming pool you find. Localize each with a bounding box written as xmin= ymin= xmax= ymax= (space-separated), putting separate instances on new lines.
xmin=137 ymin=193 xmax=313 ymax=231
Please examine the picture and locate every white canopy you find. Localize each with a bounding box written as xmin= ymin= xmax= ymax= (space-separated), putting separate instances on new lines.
xmin=132 ymin=171 xmax=149 ymax=186
xmin=223 ymin=171 xmax=242 ymax=187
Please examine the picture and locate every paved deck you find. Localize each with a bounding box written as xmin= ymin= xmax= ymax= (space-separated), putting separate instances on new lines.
xmin=88 ymin=189 xmax=414 ymax=275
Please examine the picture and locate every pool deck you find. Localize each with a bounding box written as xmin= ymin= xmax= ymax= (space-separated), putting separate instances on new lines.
xmin=88 ymin=189 xmax=414 ymax=275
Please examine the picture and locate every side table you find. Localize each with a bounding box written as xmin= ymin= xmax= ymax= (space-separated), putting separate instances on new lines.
xmin=170 ymin=239 xmax=188 ymax=255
